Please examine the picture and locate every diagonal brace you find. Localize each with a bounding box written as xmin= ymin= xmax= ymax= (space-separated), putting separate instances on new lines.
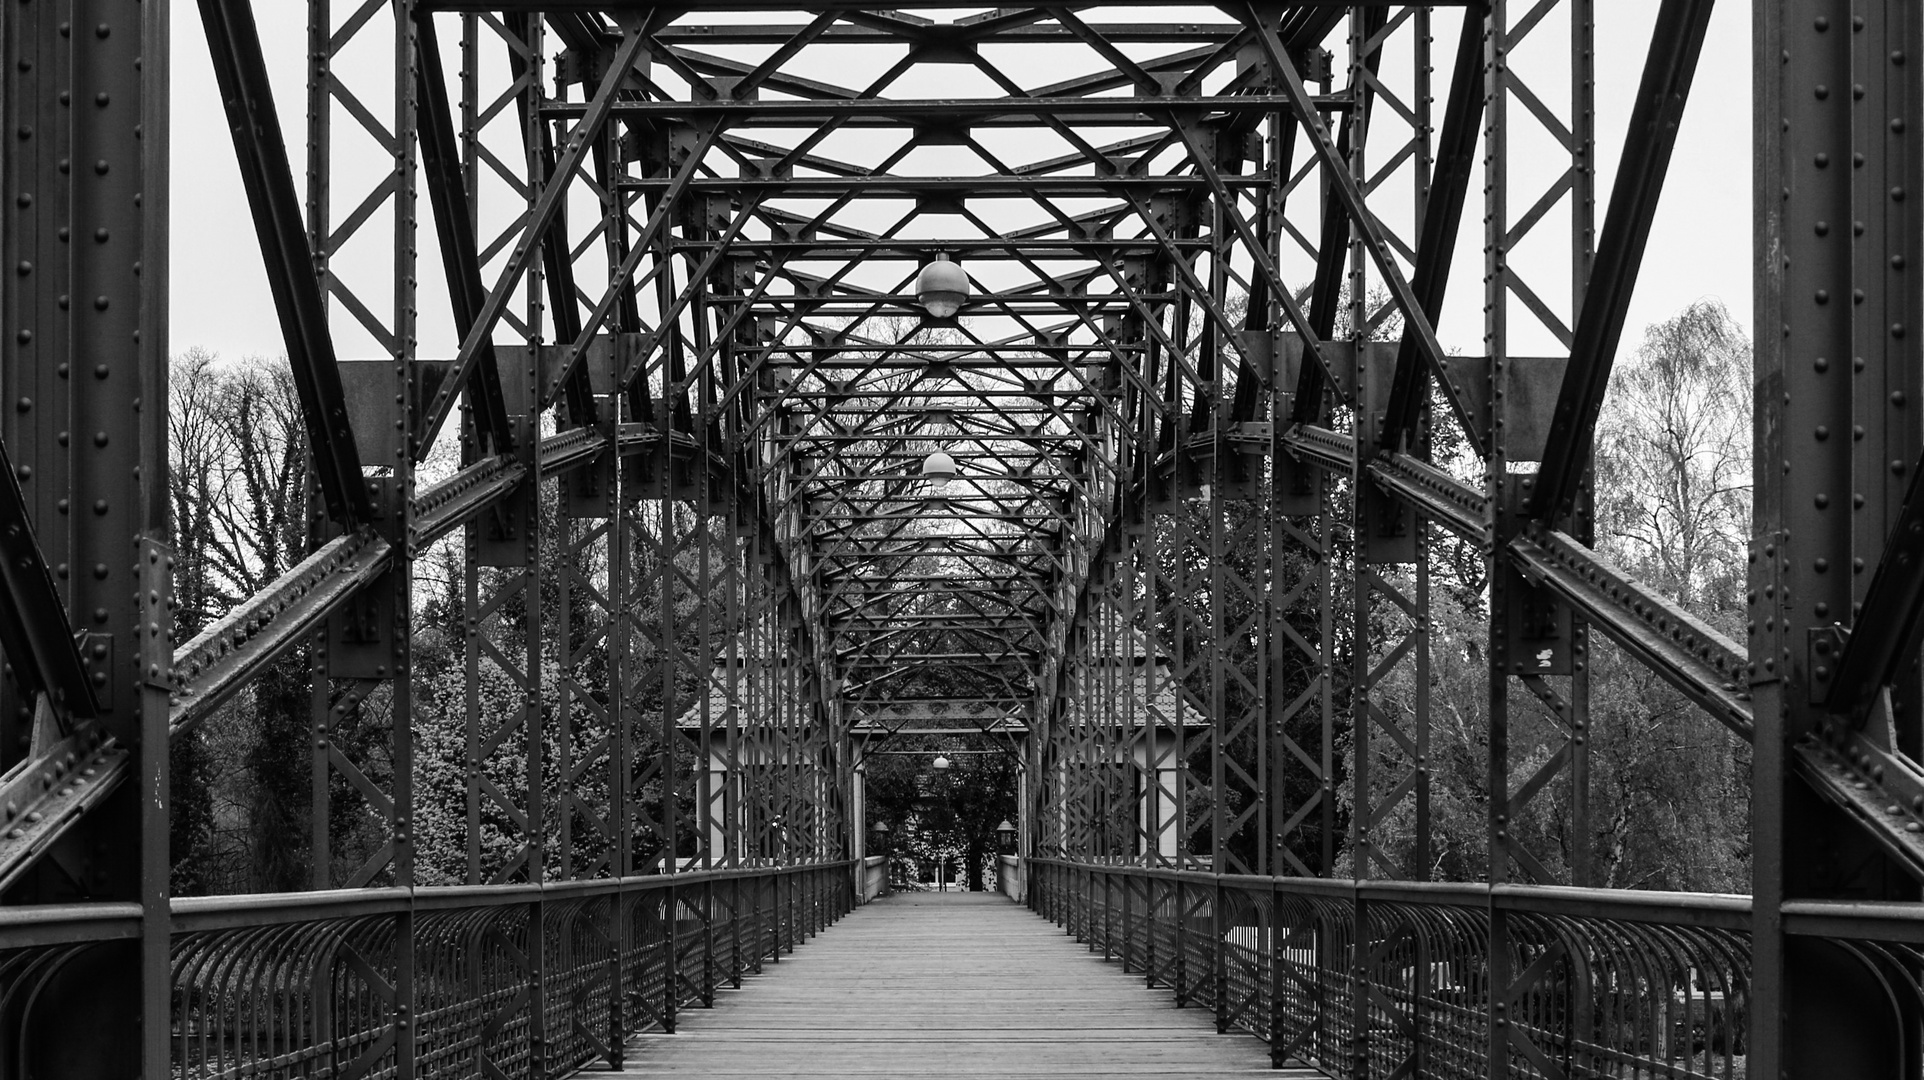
xmin=1242 ymin=2 xmax=1485 ymax=457
xmin=1825 ymin=446 xmax=1924 ymax=723
xmin=1380 ymin=0 xmax=1488 ymax=446
xmin=0 ymin=434 xmax=98 ymax=717
xmin=414 ymin=11 xmax=516 ymax=454
xmin=416 ymin=22 xmax=653 ymax=458
xmin=197 ymin=0 xmax=372 ymax=525
xmin=1529 ymin=0 xmax=1717 ymax=518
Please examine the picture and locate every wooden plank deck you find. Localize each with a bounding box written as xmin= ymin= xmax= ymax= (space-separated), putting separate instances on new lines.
xmin=589 ymin=891 xmax=1322 ymax=1079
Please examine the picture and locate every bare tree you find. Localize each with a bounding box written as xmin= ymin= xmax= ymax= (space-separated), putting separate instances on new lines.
xmin=167 ymin=351 xmax=314 ymax=893
xmin=1593 ymin=299 xmax=1751 ymax=624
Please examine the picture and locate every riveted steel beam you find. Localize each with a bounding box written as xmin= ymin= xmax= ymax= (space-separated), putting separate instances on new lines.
xmin=0 ymin=434 xmax=98 ymax=717
xmin=416 ymin=25 xmax=653 ymax=459
xmin=1529 ymin=0 xmax=1717 ymax=520
xmin=1286 ymin=424 xmax=1755 ymax=743
xmin=1379 ymin=1 xmax=1488 ymax=447
xmin=1510 ymin=528 xmax=1753 ymax=740
xmin=1823 ymin=446 xmax=1924 ymax=722
xmin=412 ymin=11 xmax=515 ymax=455
xmin=196 ymin=0 xmax=371 ymax=526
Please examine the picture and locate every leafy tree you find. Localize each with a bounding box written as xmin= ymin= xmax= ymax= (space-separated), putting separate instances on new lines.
xmin=1583 ymin=298 xmax=1752 ymax=889
xmin=864 ymin=739 xmax=1019 ymax=891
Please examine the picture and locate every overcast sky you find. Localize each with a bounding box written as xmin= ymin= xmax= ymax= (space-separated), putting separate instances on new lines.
xmin=167 ymin=4 xmax=1753 ymax=365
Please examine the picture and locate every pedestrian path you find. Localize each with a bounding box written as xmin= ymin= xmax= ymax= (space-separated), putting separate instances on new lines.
xmin=584 ymin=890 xmax=1317 ymax=1078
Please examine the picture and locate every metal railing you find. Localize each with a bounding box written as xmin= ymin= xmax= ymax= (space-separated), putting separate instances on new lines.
xmin=1029 ymin=859 xmax=1761 ymax=1079
xmin=0 ymin=862 xmax=850 ymax=1078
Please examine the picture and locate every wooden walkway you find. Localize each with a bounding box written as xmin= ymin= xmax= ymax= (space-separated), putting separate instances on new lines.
xmin=590 ymin=891 xmax=1319 ymax=1078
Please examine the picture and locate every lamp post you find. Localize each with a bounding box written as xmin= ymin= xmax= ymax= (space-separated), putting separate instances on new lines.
xmin=996 ymin=819 xmax=1016 ymax=854
xmin=931 ymin=755 xmax=952 ymax=891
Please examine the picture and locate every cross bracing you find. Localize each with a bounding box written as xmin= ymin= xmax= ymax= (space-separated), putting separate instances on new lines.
xmin=0 ymin=0 xmax=1921 ymax=1076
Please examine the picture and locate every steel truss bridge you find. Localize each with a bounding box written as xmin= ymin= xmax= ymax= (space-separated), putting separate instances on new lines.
xmin=0 ymin=0 xmax=1917 ymax=1075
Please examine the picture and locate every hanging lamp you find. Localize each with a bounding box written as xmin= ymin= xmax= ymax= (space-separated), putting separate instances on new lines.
xmin=915 ymin=256 xmax=968 ymax=318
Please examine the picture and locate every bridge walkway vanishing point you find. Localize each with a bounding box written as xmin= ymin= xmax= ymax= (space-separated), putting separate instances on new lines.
xmin=594 ymin=892 xmax=1303 ymax=1079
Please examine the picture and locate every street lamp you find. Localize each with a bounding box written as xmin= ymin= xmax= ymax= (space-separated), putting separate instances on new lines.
xmin=915 ymin=256 xmax=968 ymax=318
xmin=929 ymin=755 xmax=953 ymax=890
xmin=995 ymin=819 xmax=1016 ymax=854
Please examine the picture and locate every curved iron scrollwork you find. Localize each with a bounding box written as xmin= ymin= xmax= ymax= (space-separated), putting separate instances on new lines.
xmin=0 ymin=865 xmax=851 ymax=1080
xmin=1033 ymin=860 xmax=1761 ymax=1080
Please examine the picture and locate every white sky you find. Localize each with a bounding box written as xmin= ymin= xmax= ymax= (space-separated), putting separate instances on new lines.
xmin=167 ymin=4 xmax=1754 ymax=365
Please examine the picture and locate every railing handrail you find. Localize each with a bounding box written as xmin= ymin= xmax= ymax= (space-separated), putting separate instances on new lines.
xmin=0 ymin=902 xmax=143 ymax=949
xmin=161 ymin=860 xmax=858 ymax=933
xmin=1025 ymin=857 xmax=1754 ymax=930
xmin=161 ymin=860 xmax=859 ymax=1078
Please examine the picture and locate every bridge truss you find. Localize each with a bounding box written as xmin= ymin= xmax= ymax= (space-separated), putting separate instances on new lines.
xmin=0 ymin=0 xmax=1920 ymax=1075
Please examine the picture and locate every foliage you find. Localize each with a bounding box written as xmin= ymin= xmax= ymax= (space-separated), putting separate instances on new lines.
xmin=1359 ymin=299 xmax=1753 ymax=889
xmin=863 ymin=739 xmax=1018 ymax=891
xmin=167 ymin=350 xmax=316 ymax=894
